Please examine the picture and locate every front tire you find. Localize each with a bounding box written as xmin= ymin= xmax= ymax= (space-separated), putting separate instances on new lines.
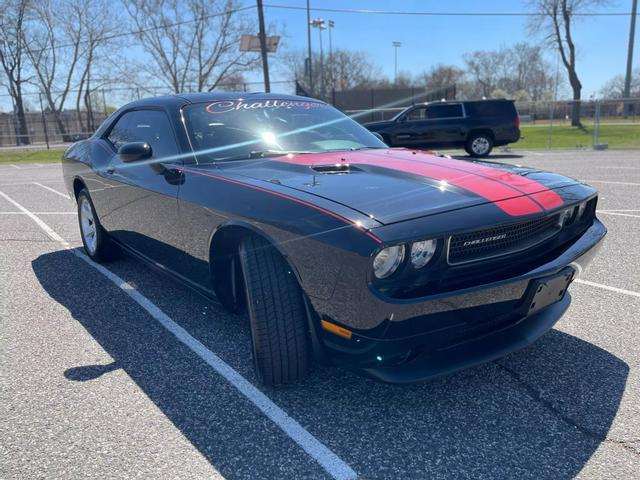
xmin=465 ymin=132 xmax=493 ymax=157
xmin=77 ymin=189 xmax=120 ymax=262
xmin=239 ymin=235 xmax=310 ymax=385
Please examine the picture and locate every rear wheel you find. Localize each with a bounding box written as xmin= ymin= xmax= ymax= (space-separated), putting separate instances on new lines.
xmin=77 ymin=189 xmax=120 ymax=262
xmin=239 ymin=235 xmax=310 ymax=385
xmin=465 ymin=132 xmax=493 ymax=157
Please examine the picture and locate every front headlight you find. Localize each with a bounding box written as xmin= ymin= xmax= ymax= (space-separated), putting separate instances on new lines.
xmin=373 ymin=245 xmax=405 ymax=279
xmin=410 ymin=239 xmax=437 ymax=269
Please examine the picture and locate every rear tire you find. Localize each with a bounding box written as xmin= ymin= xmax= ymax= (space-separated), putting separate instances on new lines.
xmin=239 ymin=235 xmax=310 ymax=385
xmin=77 ymin=189 xmax=120 ymax=262
xmin=465 ymin=132 xmax=493 ymax=157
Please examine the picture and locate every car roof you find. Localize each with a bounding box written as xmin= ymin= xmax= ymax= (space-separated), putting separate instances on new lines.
xmin=419 ymin=98 xmax=513 ymax=106
xmin=123 ymin=92 xmax=322 ymax=109
xmin=94 ymin=92 xmax=326 ymax=137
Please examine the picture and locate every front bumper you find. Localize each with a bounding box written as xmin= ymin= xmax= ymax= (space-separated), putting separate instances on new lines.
xmin=312 ymin=218 xmax=606 ymax=383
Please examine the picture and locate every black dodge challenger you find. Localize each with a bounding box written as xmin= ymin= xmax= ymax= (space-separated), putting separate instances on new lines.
xmin=62 ymin=93 xmax=606 ymax=385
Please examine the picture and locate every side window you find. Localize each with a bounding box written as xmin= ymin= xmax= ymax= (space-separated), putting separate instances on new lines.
xmin=425 ymin=104 xmax=464 ymax=119
xmin=406 ymin=107 xmax=428 ymax=121
xmin=107 ymin=110 xmax=179 ymax=161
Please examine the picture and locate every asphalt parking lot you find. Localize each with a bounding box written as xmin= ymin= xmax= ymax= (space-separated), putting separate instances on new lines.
xmin=1 ymin=149 xmax=639 ymax=479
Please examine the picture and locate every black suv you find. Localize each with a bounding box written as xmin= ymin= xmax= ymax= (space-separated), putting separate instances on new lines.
xmin=363 ymin=99 xmax=520 ymax=157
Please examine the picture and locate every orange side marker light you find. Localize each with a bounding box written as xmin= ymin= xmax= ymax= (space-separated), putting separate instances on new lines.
xmin=320 ymin=320 xmax=352 ymax=340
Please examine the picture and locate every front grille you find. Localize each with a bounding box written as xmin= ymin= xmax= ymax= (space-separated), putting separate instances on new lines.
xmin=447 ymin=214 xmax=561 ymax=265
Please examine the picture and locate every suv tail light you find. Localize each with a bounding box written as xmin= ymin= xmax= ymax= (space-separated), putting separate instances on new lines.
xmin=515 ymin=114 xmax=521 ymax=129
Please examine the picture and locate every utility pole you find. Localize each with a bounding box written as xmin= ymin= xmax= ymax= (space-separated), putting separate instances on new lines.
xmin=392 ymin=41 xmax=401 ymax=85
xmin=310 ymin=18 xmax=326 ymax=98
xmin=327 ymin=20 xmax=335 ymax=92
xmin=624 ymin=0 xmax=637 ymax=115
xmin=306 ymin=0 xmax=313 ymax=94
xmin=256 ymin=0 xmax=270 ymax=93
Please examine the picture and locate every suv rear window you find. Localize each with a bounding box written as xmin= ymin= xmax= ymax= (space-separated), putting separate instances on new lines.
xmin=465 ymin=101 xmax=516 ymax=118
xmin=425 ymin=104 xmax=463 ymax=119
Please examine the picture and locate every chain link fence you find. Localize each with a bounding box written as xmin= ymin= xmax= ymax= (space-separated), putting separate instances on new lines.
xmin=0 ymin=81 xmax=296 ymax=148
xmin=0 ymin=86 xmax=638 ymax=151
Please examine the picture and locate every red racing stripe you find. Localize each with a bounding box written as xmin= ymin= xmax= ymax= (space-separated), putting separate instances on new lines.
xmin=355 ymin=156 xmax=543 ymax=216
xmin=397 ymin=153 xmax=565 ymax=210
xmin=177 ymin=166 xmax=382 ymax=244
xmin=272 ymin=153 xmax=543 ymax=216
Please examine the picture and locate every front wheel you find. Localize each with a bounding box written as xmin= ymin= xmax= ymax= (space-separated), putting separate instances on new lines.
xmin=239 ymin=235 xmax=310 ymax=385
xmin=77 ymin=189 xmax=120 ymax=262
xmin=465 ymin=133 xmax=493 ymax=157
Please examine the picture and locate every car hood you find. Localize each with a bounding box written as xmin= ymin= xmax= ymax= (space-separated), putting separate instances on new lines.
xmin=222 ymin=148 xmax=580 ymax=225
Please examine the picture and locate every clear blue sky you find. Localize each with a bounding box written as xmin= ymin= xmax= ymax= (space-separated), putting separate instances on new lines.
xmin=258 ymin=0 xmax=638 ymax=97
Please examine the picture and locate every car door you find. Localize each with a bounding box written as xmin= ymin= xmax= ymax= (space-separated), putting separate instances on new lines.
xmin=391 ymin=106 xmax=429 ymax=146
xmin=95 ymin=108 xmax=186 ymax=272
xmin=421 ymin=103 xmax=466 ymax=146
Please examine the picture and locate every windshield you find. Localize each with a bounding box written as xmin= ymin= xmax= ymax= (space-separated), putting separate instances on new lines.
xmin=182 ymin=99 xmax=386 ymax=162
xmin=391 ymin=106 xmax=413 ymax=121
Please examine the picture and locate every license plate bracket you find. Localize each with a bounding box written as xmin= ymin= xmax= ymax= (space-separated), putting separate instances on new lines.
xmin=526 ymin=268 xmax=574 ymax=315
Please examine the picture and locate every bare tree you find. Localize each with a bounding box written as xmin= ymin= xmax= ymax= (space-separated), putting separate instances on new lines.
xmin=417 ymin=64 xmax=464 ymax=92
xmin=463 ymin=50 xmax=503 ymax=98
xmin=0 ymin=0 xmax=31 ymax=144
xmin=24 ymin=0 xmax=85 ymax=139
xmin=528 ymin=0 xmax=607 ymax=126
xmin=462 ymin=44 xmax=554 ymax=101
xmin=600 ymin=68 xmax=640 ymax=98
xmin=73 ymin=0 xmax=120 ymax=133
xmin=123 ymin=0 xmax=260 ymax=93
xmin=283 ymin=49 xmax=384 ymax=97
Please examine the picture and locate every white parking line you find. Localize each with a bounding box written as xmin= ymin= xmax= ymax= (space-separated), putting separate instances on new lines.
xmin=33 ymin=182 xmax=70 ymax=199
xmin=584 ymin=179 xmax=640 ymax=186
xmin=597 ymin=211 xmax=640 ymax=219
xmin=0 ymin=180 xmax=65 ymax=187
xmin=0 ymin=211 xmax=75 ymax=215
xmin=0 ymin=191 xmax=67 ymax=243
xmin=0 ymin=189 xmax=358 ymax=480
xmin=575 ymin=279 xmax=640 ymax=299
xmin=0 ymin=163 xmax=61 ymax=172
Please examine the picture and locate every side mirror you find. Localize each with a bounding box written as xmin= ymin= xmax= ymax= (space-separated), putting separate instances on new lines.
xmin=371 ymin=131 xmax=386 ymax=144
xmin=118 ymin=142 xmax=152 ymax=162
xmin=397 ymin=116 xmax=407 ymax=123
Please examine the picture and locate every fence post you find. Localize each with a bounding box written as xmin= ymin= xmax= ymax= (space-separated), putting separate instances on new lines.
xmin=370 ymin=89 xmax=375 ymax=122
xmin=546 ymin=99 xmax=555 ymax=150
xmin=592 ymin=99 xmax=601 ymax=149
xmin=39 ymin=93 xmax=50 ymax=150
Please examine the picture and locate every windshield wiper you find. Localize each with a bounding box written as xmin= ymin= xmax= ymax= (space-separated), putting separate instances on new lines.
xmin=217 ymin=150 xmax=313 ymax=162
xmin=322 ymin=146 xmax=386 ymax=153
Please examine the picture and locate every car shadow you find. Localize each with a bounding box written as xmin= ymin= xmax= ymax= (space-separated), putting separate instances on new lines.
xmin=32 ymin=249 xmax=629 ymax=479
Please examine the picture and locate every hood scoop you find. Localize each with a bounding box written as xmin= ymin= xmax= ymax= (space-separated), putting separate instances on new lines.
xmin=310 ymin=163 xmax=361 ymax=175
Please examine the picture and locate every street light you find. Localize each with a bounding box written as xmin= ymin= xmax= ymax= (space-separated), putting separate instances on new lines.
xmin=327 ymin=20 xmax=335 ymax=91
xmin=310 ymin=17 xmax=326 ymax=98
xmin=392 ymin=41 xmax=401 ymax=85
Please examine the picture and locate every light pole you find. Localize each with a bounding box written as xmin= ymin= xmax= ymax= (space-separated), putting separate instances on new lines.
xmin=310 ymin=18 xmax=326 ymax=98
xmin=256 ymin=0 xmax=270 ymax=93
xmin=306 ymin=0 xmax=313 ymax=94
xmin=624 ymin=0 xmax=637 ymax=115
xmin=327 ymin=20 xmax=335 ymax=92
xmin=392 ymin=41 xmax=401 ymax=85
